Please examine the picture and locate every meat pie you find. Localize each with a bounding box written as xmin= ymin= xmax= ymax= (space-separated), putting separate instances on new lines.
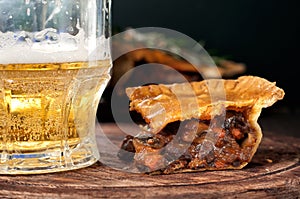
xmin=119 ymin=76 xmax=285 ymax=174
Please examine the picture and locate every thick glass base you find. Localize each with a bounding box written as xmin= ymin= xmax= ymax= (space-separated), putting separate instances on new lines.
xmin=0 ymin=139 xmax=100 ymax=175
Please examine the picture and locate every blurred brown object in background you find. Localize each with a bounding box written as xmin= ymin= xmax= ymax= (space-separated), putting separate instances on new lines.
xmin=109 ymin=28 xmax=246 ymax=91
xmin=110 ymin=48 xmax=246 ymax=89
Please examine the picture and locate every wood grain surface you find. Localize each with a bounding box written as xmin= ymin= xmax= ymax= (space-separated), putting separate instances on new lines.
xmin=0 ymin=123 xmax=299 ymax=199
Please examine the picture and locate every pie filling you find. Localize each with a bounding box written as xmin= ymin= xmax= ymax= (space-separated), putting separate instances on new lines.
xmin=119 ymin=110 xmax=257 ymax=174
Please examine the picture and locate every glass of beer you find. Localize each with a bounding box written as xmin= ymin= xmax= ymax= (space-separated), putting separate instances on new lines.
xmin=0 ymin=0 xmax=112 ymax=174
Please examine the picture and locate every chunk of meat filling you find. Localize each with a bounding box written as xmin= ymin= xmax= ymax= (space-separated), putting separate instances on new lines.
xmin=119 ymin=111 xmax=255 ymax=174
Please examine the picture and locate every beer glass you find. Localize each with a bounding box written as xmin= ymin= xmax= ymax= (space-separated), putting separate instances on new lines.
xmin=0 ymin=0 xmax=112 ymax=174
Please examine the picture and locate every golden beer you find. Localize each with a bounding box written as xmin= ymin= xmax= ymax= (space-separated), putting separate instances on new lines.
xmin=0 ymin=60 xmax=112 ymax=173
xmin=0 ymin=0 xmax=112 ymax=174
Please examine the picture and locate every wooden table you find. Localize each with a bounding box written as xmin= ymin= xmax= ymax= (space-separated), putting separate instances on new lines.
xmin=0 ymin=123 xmax=299 ymax=198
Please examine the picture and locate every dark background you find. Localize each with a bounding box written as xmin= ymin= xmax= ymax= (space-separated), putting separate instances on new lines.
xmin=110 ymin=0 xmax=299 ymax=110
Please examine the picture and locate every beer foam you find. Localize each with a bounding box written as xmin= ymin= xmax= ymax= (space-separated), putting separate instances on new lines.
xmin=0 ymin=29 xmax=110 ymax=64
